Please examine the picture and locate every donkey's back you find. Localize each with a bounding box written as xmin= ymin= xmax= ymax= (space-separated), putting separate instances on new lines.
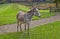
xmin=17 ymin=11 xmax=26 ymax=22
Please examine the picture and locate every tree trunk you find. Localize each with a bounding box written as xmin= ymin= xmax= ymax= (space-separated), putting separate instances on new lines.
xmin=55 ymin=0 xmax=58 ymax=12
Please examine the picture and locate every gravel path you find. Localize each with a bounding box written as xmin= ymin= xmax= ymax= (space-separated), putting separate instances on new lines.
xmin=0 ymin=14 xmax=60 ymax=34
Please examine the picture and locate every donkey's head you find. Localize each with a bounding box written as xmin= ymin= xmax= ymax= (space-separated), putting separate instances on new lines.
xmin=31 ymin=7 xmax=41 ymax=17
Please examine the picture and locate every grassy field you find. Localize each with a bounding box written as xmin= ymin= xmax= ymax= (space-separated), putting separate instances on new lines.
xmin=0 ymin=3 xmax=55 ymax=25
xmin=0 ymin=21 xmax=60 ymax=39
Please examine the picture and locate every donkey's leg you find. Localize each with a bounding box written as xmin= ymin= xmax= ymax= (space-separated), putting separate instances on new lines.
xmin=25 ymin=24 xmax=26 ymax=31
xmin=17 ymin=20 xmax=19 ymax=32
xmin=20 ymin=23 xmax=22 ymax=32
xmin=27 ymin=23 xmax=30 ymax=39
xmin=27 ymin=23 xmax=30 ymax=35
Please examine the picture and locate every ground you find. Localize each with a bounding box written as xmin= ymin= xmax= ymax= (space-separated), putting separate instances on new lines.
xmin=0 ymin=20 xmax=60 ymax=39
xmin=0 ymin=3 xmax=60 ymax=39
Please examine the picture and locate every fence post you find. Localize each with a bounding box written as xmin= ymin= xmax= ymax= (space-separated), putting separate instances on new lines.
xmin=50 ymin=7 xmax=52 ymax=13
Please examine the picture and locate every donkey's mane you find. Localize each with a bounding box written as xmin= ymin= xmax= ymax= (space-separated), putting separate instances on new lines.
xmin=28 ymin=7 xmax=37 ymax=13
xmin=28 ymin=10 xmax=32 ymax=13
xmin=28 ymin=8 xmax=34 ymax=13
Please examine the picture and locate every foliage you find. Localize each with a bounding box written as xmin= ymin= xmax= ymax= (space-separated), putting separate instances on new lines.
xmin=53 ymin=0 xmax=60 ymax=3
xmin=0 ymin=21 xmax=60 ymax=39
xmin=53 ymin=0 xmax=60 ymax=11
xmin=0 ymin=0 xmax=7 ymax=3
xmin=57 ymin=0 xmax=60 ymax=3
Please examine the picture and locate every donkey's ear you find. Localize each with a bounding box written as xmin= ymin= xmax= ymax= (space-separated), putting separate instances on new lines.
xmin=31 ymin=5 xmax=36 ymax=8
xmin=30 ymin=6 xmax=34 ymax=9
xmin=35 ymin=7 xmax=39 ymax=10
xmin=33 ymin=6 xmax=38 ymax=9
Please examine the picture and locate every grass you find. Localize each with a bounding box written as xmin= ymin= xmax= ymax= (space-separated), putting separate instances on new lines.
xmin=0 ymin=3 xmax=55 ymax=25
xmin=0 ymin=21 xmax=60 ymax=39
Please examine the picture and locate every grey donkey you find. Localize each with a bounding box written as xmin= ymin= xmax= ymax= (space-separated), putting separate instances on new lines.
xmin=16 ymin=7 xmax=41 ymax=34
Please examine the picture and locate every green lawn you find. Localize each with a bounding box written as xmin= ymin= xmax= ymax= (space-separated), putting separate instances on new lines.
xmin=0 ymin=21 xmax=60 ymax=39
xmin=0 ymin=3 xmax=55 ymax=25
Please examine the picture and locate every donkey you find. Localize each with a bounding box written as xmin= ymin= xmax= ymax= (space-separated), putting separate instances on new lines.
xmin=16 ymin=7 xmax=41 ymax=33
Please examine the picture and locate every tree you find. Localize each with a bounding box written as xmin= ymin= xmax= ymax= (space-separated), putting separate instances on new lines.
xmin=54 ymin=0 xmax=60 ymax=11
xmin=54 ymin=0 xmax=58 ymax=8
xmin=54 ymin=0 xmax=60 ymax=8
xmin=57 ymin=0 xmax=60 ymax=3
